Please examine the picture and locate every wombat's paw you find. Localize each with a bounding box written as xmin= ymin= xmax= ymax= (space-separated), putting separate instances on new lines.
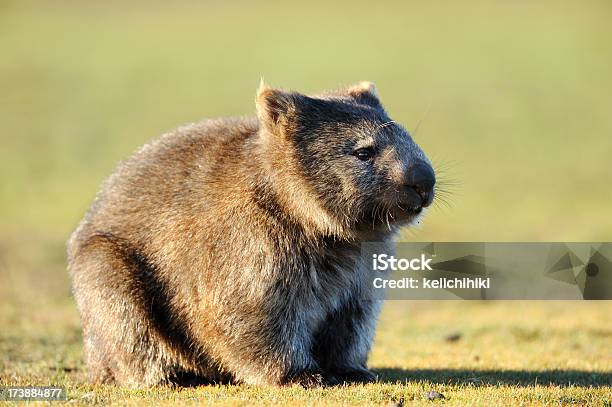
xmin=333 ymin=368 xmax=377 ymax=384
xmin=288 ymin=370 xmax=338 ymax=388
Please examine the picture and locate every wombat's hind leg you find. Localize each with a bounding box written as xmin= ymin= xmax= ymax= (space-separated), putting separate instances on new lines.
xmin=70 ymin=233 xmax=175 ymax=388
xmin=82 ymin=334 xmax=114 ymax=384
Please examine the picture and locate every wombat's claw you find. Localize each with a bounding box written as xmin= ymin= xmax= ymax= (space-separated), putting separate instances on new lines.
xmin=334 ymin=368 xmax=377 ymax=384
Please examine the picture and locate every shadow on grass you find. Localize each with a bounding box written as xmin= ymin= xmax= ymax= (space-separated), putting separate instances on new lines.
xmin=374 ymin=368 xmax=611 ymax=387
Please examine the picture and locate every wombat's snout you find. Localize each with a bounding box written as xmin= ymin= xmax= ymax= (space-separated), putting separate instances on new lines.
xmin=404 ymin=161 xmax=436 ymax=208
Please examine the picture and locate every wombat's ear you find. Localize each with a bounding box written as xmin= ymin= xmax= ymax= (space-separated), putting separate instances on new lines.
xmin=347 ymin=81 xmax=382 ymax=108
xmin=256 ymin=81 xmax=301 ymax=137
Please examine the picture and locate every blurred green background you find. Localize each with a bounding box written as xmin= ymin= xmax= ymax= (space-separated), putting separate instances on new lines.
xmin=0 ymin=0 xmax=611 ymax=398
xmin=1 ymin=0 xmax=611 ymax=246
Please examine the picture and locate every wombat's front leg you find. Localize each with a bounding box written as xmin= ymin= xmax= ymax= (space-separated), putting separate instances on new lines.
xmin=312 ymin=297 xmax=382 ymax=384
xmin=217 ymin=302 xmax=335 ymax=388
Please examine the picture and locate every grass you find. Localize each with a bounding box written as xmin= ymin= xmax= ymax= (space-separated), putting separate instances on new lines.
xmin=2 ymin=260 xmax=611 ymax=406
xmin=1 ymin=0 xmax=611 ymax=405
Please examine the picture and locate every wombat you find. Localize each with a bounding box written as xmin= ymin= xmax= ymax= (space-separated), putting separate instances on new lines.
xmin=67 ymin=82 xmax=435 ymax=388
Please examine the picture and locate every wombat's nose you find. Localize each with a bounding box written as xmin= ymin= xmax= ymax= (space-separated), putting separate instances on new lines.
xmin=406 ymin=162 xmax=436 ymax=207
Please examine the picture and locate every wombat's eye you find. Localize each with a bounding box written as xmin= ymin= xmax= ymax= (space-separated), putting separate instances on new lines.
xmin=353 ymin=147 xmax=375 ymax=161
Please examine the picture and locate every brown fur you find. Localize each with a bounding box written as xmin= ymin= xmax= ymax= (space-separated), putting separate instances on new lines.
xmin=67 ymin=82 xmax=435 ymax=388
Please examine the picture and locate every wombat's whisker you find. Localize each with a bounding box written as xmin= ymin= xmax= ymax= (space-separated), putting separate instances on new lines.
xmin=376 ymin=120 xmax=397 ymax=131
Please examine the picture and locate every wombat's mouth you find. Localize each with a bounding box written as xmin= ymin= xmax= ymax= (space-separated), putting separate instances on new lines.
xmin=397 ymin=204 xmax=423 ymax=216
xmin=386 ymin=203 xmax=423 ymax=223
xmin=394 ymin=185 xmax=434 ymax=215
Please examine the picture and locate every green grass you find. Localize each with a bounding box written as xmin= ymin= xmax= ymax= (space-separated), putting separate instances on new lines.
xmin=2 ymin=260 xmax=611 ymax=406
xmin=1 ymin=0 xmax=611 ymax=405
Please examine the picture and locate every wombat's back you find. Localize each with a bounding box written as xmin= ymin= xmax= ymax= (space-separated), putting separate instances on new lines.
xmin=67 ymin=117 xmax=259 ymax=260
